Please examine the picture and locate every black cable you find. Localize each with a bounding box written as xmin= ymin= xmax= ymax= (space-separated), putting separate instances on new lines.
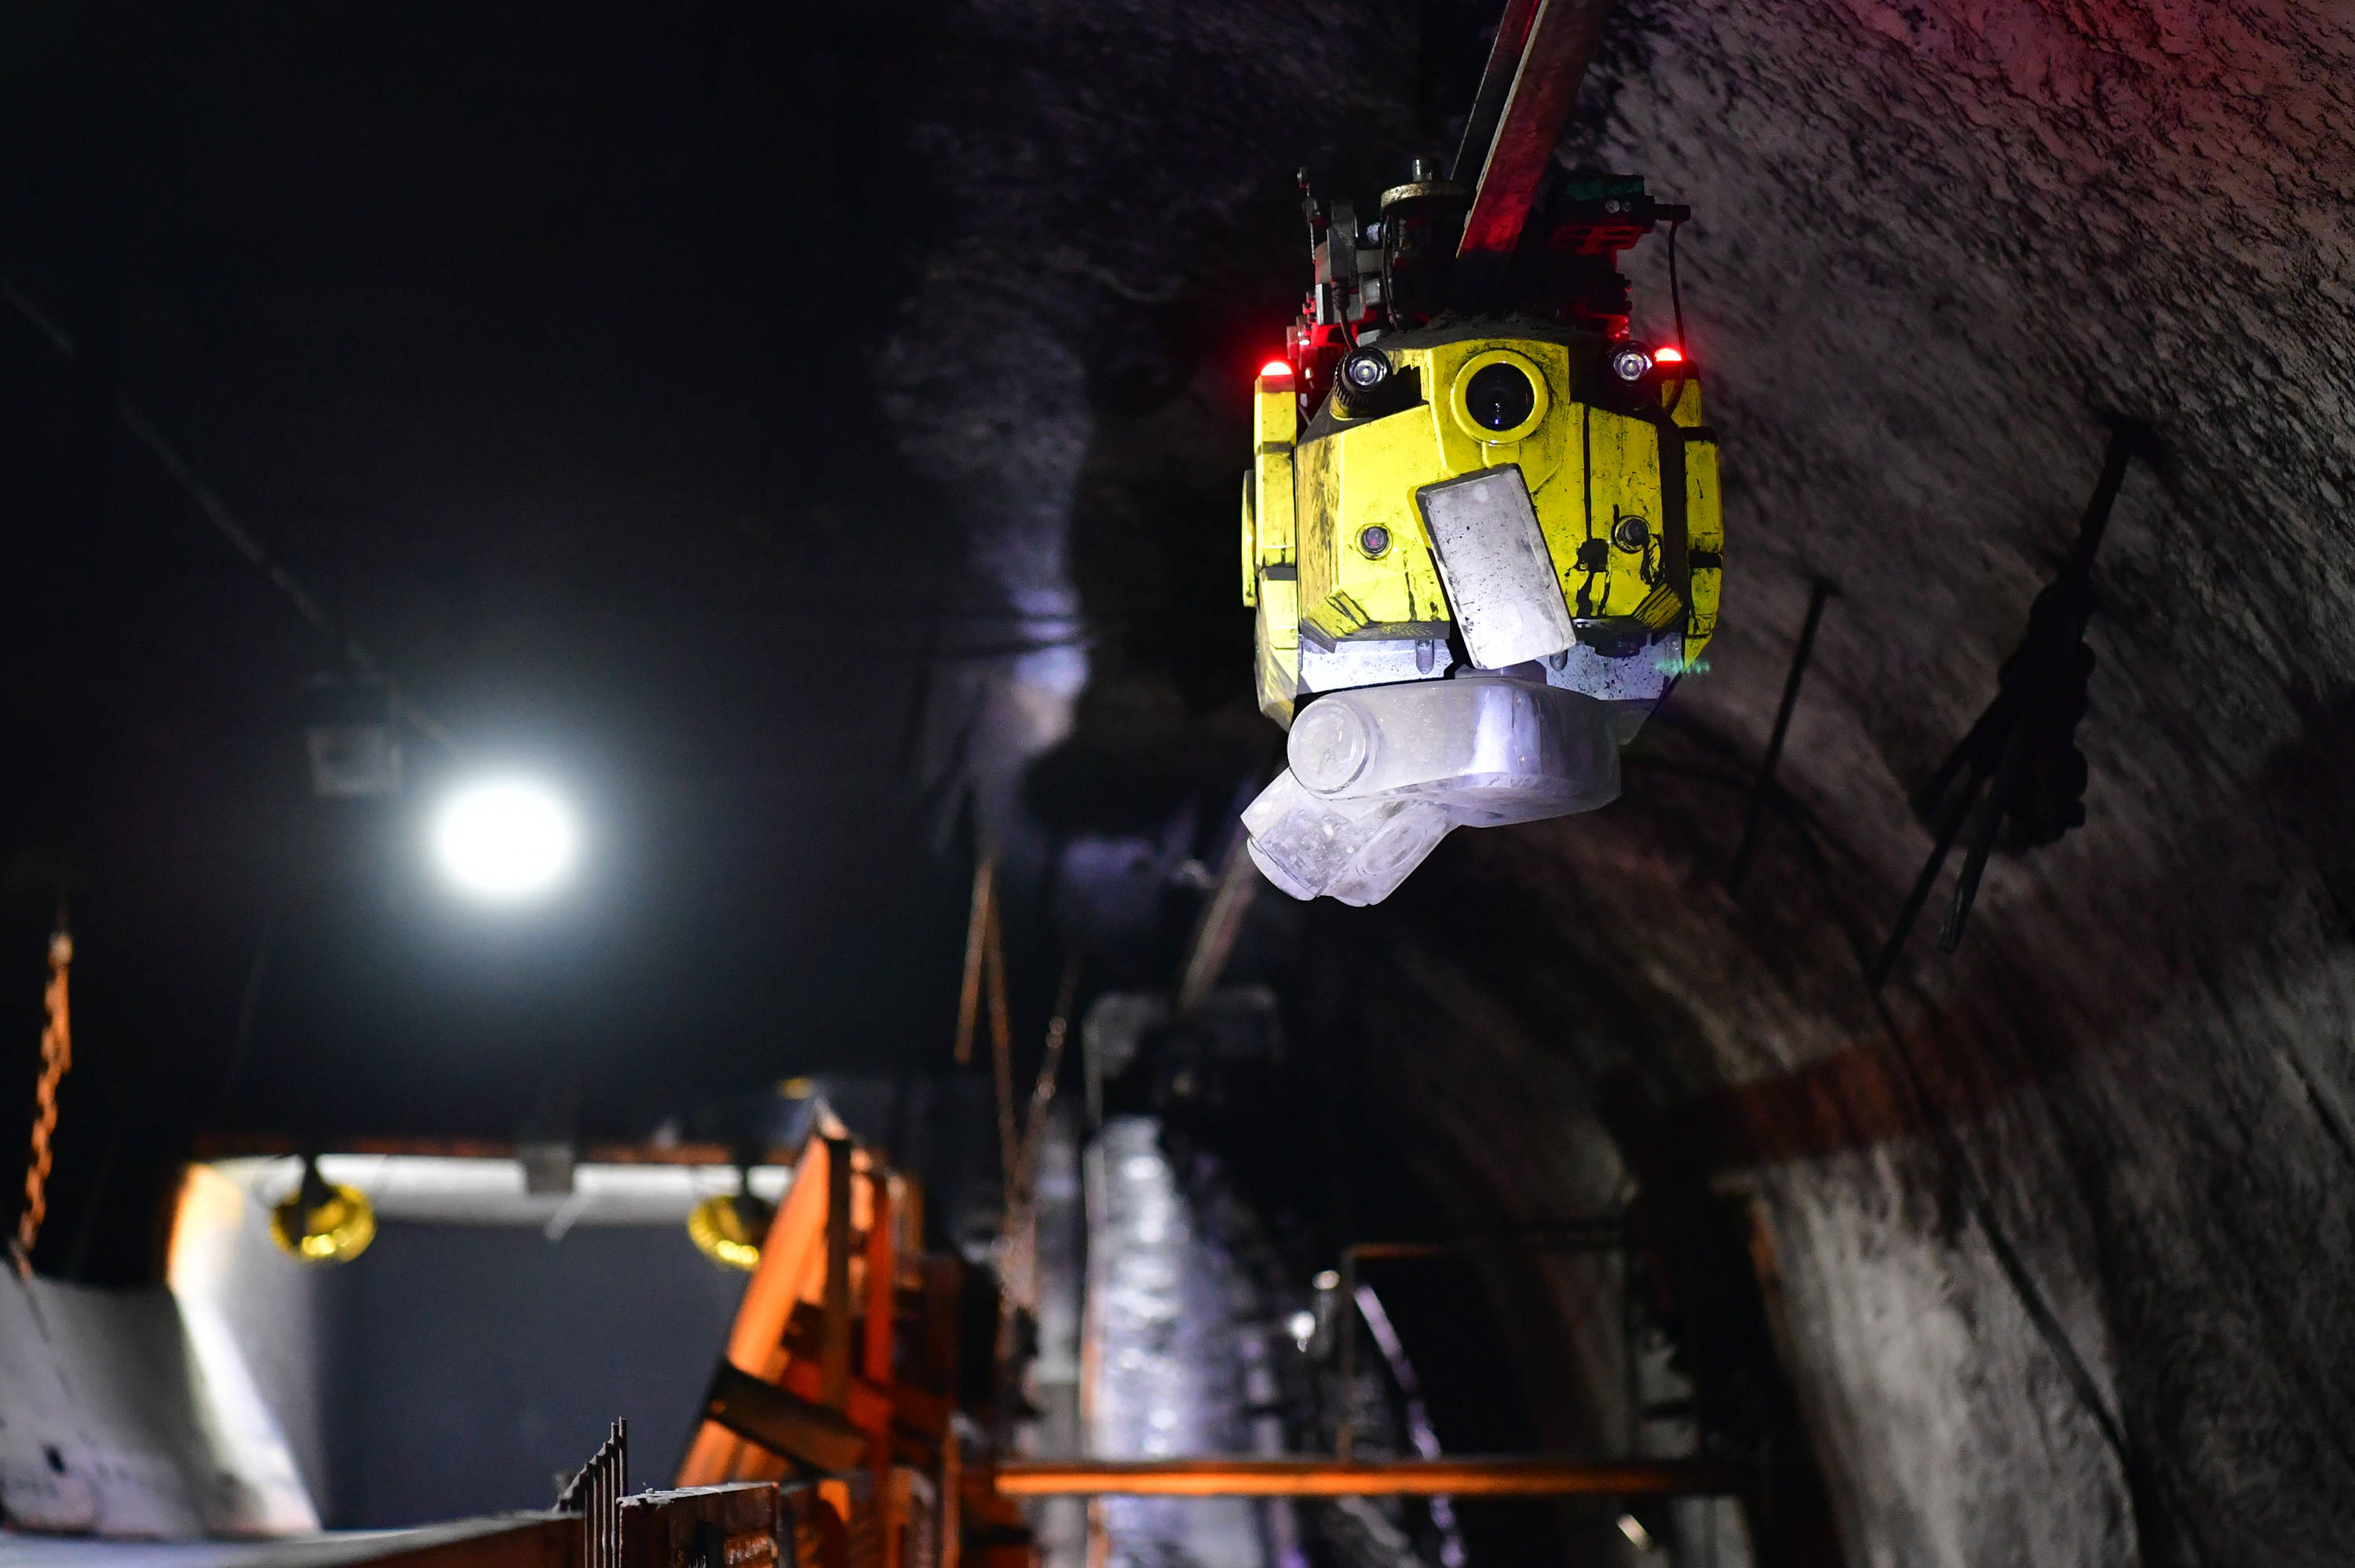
xmin=215 ymin=916 xmax=279 ymax=1105
xmin=1578 ymin=405 xmax=1602 ymax=618
xmin=0 ymin=278 xmax=459 ymax=754
xmin=1667 ymin=219 xmax=1689 ymax=351
xmin=1663 ymin=220 xmax=1693 ymax=415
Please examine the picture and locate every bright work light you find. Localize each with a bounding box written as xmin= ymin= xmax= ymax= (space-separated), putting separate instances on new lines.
xmin=432 ymin=777 xmax=578 ymax=900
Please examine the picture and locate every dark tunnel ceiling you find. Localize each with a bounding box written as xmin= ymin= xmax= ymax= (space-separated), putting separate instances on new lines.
xmin=5 ymin=0 xmax=2355 ymax=1559
xmin=0 ymin=1 xmax=988 ymax=1139
xmin=0 ymin=0 xmax=1484 ymax=1143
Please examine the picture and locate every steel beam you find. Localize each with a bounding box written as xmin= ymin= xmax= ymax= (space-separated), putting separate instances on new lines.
xmin=1455 ymin=0 xmax=1619 ymax=283
xmin=820 ymin=1136 xmax=853 ymax=1410
xmin=1449 ymin=0 xmax=1543 ymax=187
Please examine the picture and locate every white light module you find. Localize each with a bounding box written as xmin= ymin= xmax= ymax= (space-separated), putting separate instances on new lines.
xmin=432 ymin=779 xmax=578 ymax=900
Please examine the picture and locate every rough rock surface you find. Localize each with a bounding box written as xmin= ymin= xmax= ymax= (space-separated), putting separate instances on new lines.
xmin=1535 ymin=0 xmax=2355 ymax=1560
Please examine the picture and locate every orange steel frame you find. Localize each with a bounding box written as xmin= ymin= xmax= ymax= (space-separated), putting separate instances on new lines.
xmin=992 ymin=1457 xmax=1744 ymax=1498
xmin=675 ymin=1136 xmax=1029 ymax=1568
xmin=673 ymin=1147 xmax=1736 ymax=1559
xmin=681 ymin=1138 xmax=918 ymax=1481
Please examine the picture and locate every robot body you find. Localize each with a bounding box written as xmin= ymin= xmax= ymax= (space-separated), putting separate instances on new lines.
xmin=1240 ymin=174 xmax=1722 ymax=903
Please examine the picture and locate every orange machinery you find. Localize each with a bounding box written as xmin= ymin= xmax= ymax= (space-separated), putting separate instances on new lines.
xmin=675 ymin=1133 xmax=1032 ymax=1568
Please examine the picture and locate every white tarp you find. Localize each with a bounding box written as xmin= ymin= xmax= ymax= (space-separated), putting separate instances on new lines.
xmin=0 ymin=1169 xmax=319 ymax=1540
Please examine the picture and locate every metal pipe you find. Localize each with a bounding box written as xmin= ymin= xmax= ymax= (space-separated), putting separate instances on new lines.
xmin=1175 ymin=832 xmax=1261 ymax=1017
xmin=993 ymin=1457 xmax=1743 ymax=1498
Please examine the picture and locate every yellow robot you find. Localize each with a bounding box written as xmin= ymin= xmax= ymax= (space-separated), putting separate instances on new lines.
xmin=1239 ymin=164 xmax=1721 ymax=905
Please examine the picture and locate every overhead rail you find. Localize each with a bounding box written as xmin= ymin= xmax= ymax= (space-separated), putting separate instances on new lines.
xmin=1453 ymin=0 xmax=1623 ymax=297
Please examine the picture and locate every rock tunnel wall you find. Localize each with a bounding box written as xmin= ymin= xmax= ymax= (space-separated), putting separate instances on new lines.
xmin=1532 ymin=0 xmax=2355 ymax=1560
xmin=891 ymin=0 xmax=2355 ymax=1561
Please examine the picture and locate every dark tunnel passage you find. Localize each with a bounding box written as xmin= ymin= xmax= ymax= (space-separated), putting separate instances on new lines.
xmin=2 ymin=0 xmax=2353 ymax=1564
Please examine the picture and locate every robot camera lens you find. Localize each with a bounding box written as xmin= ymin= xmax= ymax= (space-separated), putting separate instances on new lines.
xmin=1464 ymin=362 xmax=1536 ymax=432
xmin=1610 ymin=344 xmax=1655 ymax=382
xmin=1342 ymin=350 xmax=1391 ymax=390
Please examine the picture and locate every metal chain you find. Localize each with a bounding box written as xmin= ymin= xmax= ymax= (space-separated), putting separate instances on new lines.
xmin=17 ymin=930 xmax=74 ymax=1262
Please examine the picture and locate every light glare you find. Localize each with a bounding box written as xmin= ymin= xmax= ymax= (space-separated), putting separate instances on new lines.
xmin=433 ymin=778 xmax=577 ymax=900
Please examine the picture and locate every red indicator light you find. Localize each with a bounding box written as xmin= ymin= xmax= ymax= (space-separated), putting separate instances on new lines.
xmin=1656 ymin=345 xmax=1685 ymax=363
xmin=1259 ymin=359 xmax=1293 ymax=379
